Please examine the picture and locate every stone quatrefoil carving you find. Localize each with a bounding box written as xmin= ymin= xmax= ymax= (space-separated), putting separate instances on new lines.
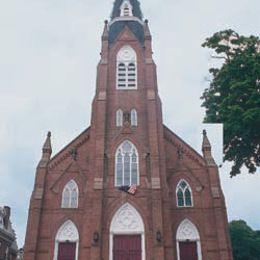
xmin=112 ymin=204 xmax=144 ymax=233
xmin=57 ymin=221 xmax=79 ymax=241
xmin=116 ymin=208 xmax=139 ymax=230
xmin=62 ymin=225 xmax=76 ymax=239
xmin=177 ymin=219 xmax=199 ymax=240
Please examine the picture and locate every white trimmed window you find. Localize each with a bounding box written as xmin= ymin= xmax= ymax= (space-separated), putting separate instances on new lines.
xmin=117 ymin=45 xmax=137 ymax=89
xmin=62 ymin=180 xmax=79 ymax=208
xmin=115 ymin=141 xmax=139 ymax=186
xmin=131 ymin=109 xmax=138 ymax=126
xmin=120 ymin=0 xmax=133 ymax=17
xmin=176 ymin=180 xmax=193 ymax=207
xmin=116 ymin=109 xmax=123 ymax=127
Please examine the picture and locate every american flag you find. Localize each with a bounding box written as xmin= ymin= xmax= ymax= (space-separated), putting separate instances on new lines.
xmin=119 ymin=185 xmax=137 ymax=195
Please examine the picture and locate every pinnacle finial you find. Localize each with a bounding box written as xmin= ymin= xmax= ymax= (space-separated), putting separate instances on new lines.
xmin=38 ymin=131 xmax=52 ymax=168
xmin=202 ymin=129 xmax=216 ymax=166
xmin=202 ymin=129 xmax=211 ymax=150
xmin=43 ymin=131 xmax=52 ymax=152
xmin=102 ymin=20 xmax=109 ymax=40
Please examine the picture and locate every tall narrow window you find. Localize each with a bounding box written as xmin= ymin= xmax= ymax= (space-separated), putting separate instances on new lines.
xmin=62 ymin=180 xmax=79 ymax=208
xmin=131 ymin=109 xmax=138 ymax=126
xmin=115 ymin=141 xmax=139 ymax=186
xmin=117 ymin=46 xmax=137 ymax=89
xmin=116 ymin=109 xmax=123 ymax=127
xmin=176 ymin=180 xmax=193 ymax=207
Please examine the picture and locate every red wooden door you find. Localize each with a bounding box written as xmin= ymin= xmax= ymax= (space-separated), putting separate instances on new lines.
xmin=113 ymin=235 xmax=142 ymax=260
xmin=58 ymin=242 xmax=76 ymax=260
xmin=179 ymin=241 xmax=198 ymax=260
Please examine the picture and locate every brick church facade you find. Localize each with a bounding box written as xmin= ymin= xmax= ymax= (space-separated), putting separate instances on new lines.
xmin=24 ymin=1 xmax=233 ymax=259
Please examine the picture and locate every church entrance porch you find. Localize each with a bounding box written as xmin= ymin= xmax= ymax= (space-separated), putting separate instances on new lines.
xmin=113 ymin=235 xmax=142 ymax=260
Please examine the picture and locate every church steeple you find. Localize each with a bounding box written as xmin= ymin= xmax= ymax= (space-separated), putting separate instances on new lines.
xmin=108 ymin=0 xmax=145 ymax=45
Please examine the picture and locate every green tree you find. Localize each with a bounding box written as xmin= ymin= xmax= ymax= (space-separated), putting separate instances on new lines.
xmin=229 ymin=220 xmax=260 ymax=260
xmin=201 ymin=29 xmax=260 ymax=176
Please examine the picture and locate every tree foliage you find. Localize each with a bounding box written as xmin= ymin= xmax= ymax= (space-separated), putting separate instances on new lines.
xmin=201 ymin=29 xmax=260 ymax=176
xmin=229 ymin=220 xmax=260 ymax=260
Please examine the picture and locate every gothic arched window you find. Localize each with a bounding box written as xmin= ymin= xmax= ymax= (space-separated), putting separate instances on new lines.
xmin=62 ymin=180 xmax=79 ymax=208
xmin=116 ymin=109 xmax=123 ymax=127
xmin=176 ymin=180 xmax=193 ymax=207
xmin=115 ymin=141 xmax=139 ymax=186
xmin=131 ymin=109 xmax=138 ymax=126
xmin=117 ymin=46 xmax=137 ymax=89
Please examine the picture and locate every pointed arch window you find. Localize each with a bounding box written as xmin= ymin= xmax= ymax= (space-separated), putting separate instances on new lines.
xmin=116 ymin=109 xmax=123 ymax=127
xmin=115 ymin=141 xmax=139 ymax=186
xmin=62 ymin=180 xmax=79 ymax=208
xmin=117 ymin=46 xmax=137 ymax=89
xmin=131 ymin=109 xmax=138 ymax=126
xmin=176 ymin=180 xmax=193 ymax=207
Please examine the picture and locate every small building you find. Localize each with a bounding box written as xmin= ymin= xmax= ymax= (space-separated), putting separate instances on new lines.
xmin=16 ymin=248 xmax=24 ymax=260
xmin=0 ymin=206 xmax=18 ymax=260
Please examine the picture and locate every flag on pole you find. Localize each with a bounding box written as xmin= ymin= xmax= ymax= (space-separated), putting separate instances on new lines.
xmin=118 ymin=185 xmax=137 ymax=195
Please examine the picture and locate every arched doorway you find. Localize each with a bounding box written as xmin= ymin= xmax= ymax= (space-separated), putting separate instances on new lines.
xmin=53 ymin=220 xmax=79 ymax=260
xmin=176 ymin=219 xmax=202 ymax=260
xmin=110 ymin=203 xmax=145 ymax=260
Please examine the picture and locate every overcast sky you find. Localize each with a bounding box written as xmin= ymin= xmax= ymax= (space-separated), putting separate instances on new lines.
xmin=0 ymin=0 xmax=259 ymax=247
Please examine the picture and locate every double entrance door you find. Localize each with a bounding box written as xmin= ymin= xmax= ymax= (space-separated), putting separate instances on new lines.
xmin=179 ymin=241 xmax=198 ymax=260
xmin=113 ymin=235 xmax=142 ymax=260
xmin=57 ymin=242 xmax=76 ymax=260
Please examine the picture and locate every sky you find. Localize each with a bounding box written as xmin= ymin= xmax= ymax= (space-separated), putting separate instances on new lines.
xmin=0 ymin=0 xmax=259 ymax=248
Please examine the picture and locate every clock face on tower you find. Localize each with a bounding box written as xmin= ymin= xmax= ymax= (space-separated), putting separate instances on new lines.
xmin=117 ymin=45 xmax=136 ymax=62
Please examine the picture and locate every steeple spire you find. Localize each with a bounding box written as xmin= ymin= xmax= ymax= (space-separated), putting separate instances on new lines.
xmin=202 ymin=130 xmax=216 ymax=166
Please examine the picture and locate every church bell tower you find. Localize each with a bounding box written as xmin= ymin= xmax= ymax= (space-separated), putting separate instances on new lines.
xmin=24 ymin=1 xmax=233 ymax=260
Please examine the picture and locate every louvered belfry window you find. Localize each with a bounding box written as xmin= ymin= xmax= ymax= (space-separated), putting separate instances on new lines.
xmin=117 ymin=45 xmax=137 ymax=89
